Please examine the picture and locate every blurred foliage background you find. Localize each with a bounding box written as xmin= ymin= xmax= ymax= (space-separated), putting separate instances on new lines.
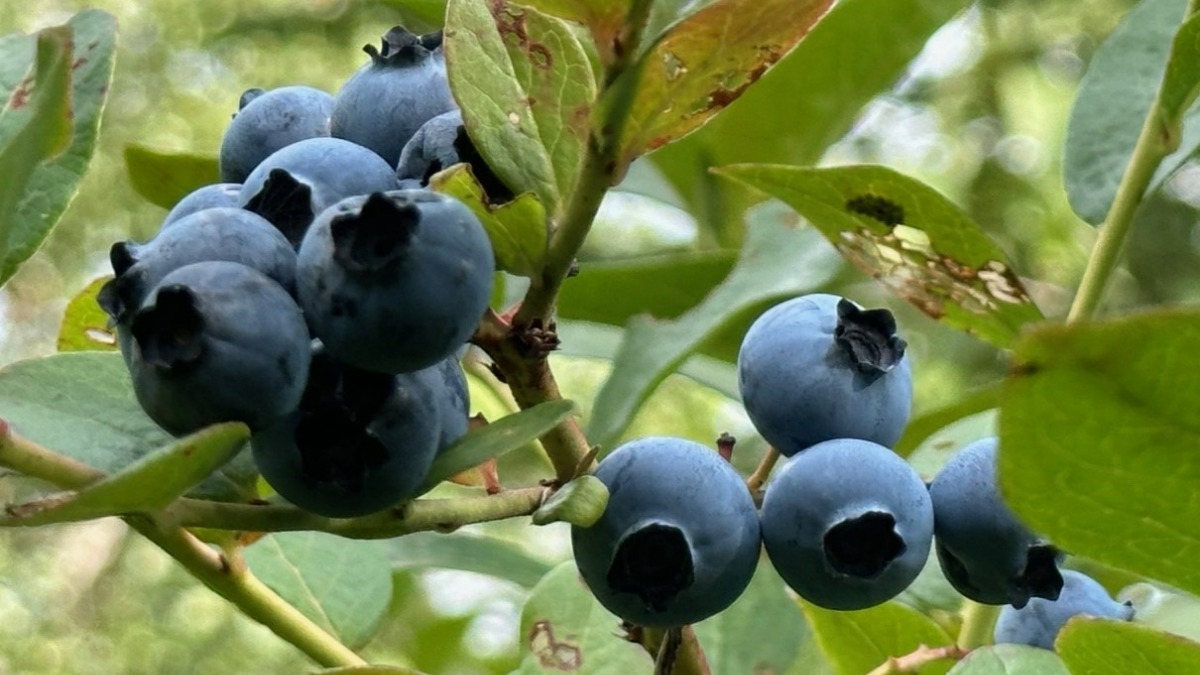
xmin=4 ymin=0 xmax=1198 ymax=673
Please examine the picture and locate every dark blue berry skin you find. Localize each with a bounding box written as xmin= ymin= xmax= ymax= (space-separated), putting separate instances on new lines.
xmin=396 ymin=109 xmax=513 ymax=201
xmin=219 ymin=86 xmax=334 ymax=183
xmin=161 ymin=183 xmax=242 ymax=228
xmin=251 ymin=345 xmax=442 ymax=518
xmin=760 ymin=438 xmax=934 ymax=610
xmin=331 ymin=26 xmax=457 ymax=166
xmin=434 ymin=356 xmax=469 ymax=452
xmin=126 ymin=261 xmax=309 ymax=436
xmin=97 ymin=207 xmax=297 ymax=326
xmin=930 ymin=437 xmax=1063 ymax=608
xmin=396 ymin=109 xmax=463 ymax=183
xmin=738 ymin=293 xmax=913 ymax=457
xmin=571 ymin=437 xmax=761 ymax=627
xmin=296 ymin=189 xmax=494 ymax=374
xmin=994 ymin=570 xmax=1134 ymax=649
xmin=237 ymin=137 xmax=398 ymax=247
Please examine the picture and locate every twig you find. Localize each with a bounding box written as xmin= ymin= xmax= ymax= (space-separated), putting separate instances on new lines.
xmin=865 ymin=644 xmax=968 ymax=675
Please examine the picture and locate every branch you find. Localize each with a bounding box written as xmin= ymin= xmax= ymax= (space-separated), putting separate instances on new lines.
xmin=515 ymin=0 xmax=654 ymax=325
xmin=1066 ymin=11 xmax=1192 ymax=321
xmin=130 ymin=519 xmax=370 ymax=669
xmin=865 ymin=644 xmax=968 ymax=675
xmin=0 ymin=422 xmax=370 ymax=668
xmin=642 ymin=626 xmax=710 ymax=675
xmin=167 ymin=486 xmax=548 ymax=538
xmin=746 ymin=447 xmax=781 ymax=493
xmin=956 ymin=600 xmax=1002 ymax=650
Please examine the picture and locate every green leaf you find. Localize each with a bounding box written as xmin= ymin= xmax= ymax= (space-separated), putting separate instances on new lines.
xmin=1058 ymin=618 xmax=1200 ymax=675
xmin=443 ymin=0 xmax=597 ymax=211
xmin=894 ymin=385 xmax=1000 ymax=456
xmin=612 ymin=0 xmax=834 ymax=166
xmin=1160 ymin=13 xmax=1200 ymax=127
xmin=388 ymin=531 xmax=553 ymax=588
xmin=123 ymin=143 xmax=220 ymax=210
xmin=1063 ymin=0 xmax=1190 ymax=225
xmin=801 ymin=598 xmax=954 ymax=675
xmin=718 ymin=164 xmax=1043 ymax=348
xmin=2 ymin=422 xmax=248 ymax=525
xmin=532 ymin=474 xmax=608 ymax=526
xmin=946 ymin=644 xmax=1068 ymax=675
xmin=57 ymin=276 xmax=118 ymax=352
xmin=245 ymin=532 xmax=393 ymax=650
xmin=421 ymin=399 xmax=577 ymax=490
xmin=651 ymin=0 xmax=972 ymax=243
xmin=0 ymin=26 xmax=73 ymax=287
xmin=586 ymin=202 xmax=839 ymax=450
xmin=430 ymin=164 xmax=548 ymax=277
xmin=556 ymin=320 xmax=740 ymax=400
xmin=314 ymin=662 xmax=422 ymax=667
xmin=0 ymin=10 xmax=115 ymax=287
xmin=0 ymin=352 xmax=257 ymax=502
xmin=904 ymin=409 xmax=997 ymax=482
xmin=999 ymin=310 xmax=1200 ymax=599
xmin=514 ymin=561 xmax=654 ymax=674
xmin=557 ymin=250 xmax=737 ymax=328
xmin=1122 ymin=582 xmax=1200 ymax=643
xmin=693 ymin=562 xmax=808 ymax=675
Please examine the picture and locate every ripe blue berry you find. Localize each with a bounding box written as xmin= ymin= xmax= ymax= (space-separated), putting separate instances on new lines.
xmin=930 ymin=437 xmax=1063 ymax=608
xmin=396 ymin=110 xmax=512 ymax=201
xmin=237 ymin=137 xmax=397 ymax=247
xmin=571 ymin=437 xmax=761 ymax=627
xmin=331 ymin=27 xmax=457 ymax=165
xmin=737 ymin=293 xmax=912 ymax=457
xmin=994 ymin=570 xmax=1134 ymax=649
xmin=161 ymin=183 xmax=242 ymax=228
xmin=434 ymin=355 xmax=469 ymax=452
xmin=126 ymin=261 xmax=309 ymax=436
xmin=219 ymin=86 xmax=334 ymax=183
xmin=760 ymin=438 xmax=934 ymax=610
xmin=251 ymin=345 xmax=443 ymax=518
xmin=98 ymin=207 xmax=297 ymax=326
xmin=296 ymin=189 xmax=494 ymax=374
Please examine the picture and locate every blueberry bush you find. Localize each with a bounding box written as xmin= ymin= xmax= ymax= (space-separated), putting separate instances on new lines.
xmin=2 ymin=0 xmax=1200 ymax=673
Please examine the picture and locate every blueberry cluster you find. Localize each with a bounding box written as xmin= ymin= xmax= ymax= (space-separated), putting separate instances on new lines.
xmin=99 ymin=25 xmax=497 ymax=518
xmin=572 ymin=294 xmax=1133 ymax=639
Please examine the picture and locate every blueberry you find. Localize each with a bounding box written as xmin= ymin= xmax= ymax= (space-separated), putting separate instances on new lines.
xmin=396 ymin=109 xmax=512 ymax=201
xmin=994 ymin=570 xmax=1134 ymax=649
xmin=126 ymin=261 xmax=309 ymax=436
xmin=161 ymin=183 xmax=242 ymax=228
xmin=251 ymin=344 xmax=442 ymax=518
xmin=219 ymin=86 xmax=334 ymax=184
xmin=331 ymin=26 xmax=457 ymax=166
xmin=237 ymin=137 xmax=398 ymax=247
xmin=296 ymin=189 xmax=494 ymax=374
xmin=930 ymin=437 xmax=1063 ymax=608
xmin=737 ymin=294 xmax=912 ymax=457
xmin=97 ymin=207 xmax=297 ymax=326
xmin=570 ymin=436 xmax=761 ymax=627
xmin=760 ymin=438 xmax=934 ymax=610
xmin=434 ymin=355 xmax=469 ymax=452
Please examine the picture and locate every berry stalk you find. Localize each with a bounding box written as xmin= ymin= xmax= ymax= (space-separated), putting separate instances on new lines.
xmin=1067 ymin=6 xmax=1195 ymax=322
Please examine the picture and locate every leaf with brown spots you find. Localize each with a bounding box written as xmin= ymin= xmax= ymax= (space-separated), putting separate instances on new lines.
xmin=516 ymin=0 xmax=632 ymax=68
xmin=717 ymin=164 xmax=1044 ymax=348
xmin=610 ymin=0 xmax=833 ymax=167
xmin=515 ymin=561 xmax=654 ymax=673
xmin=0 ymin=10 xmax=115 ymax=288
xmin=444 ymin=0 xmax=597 ymax=213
